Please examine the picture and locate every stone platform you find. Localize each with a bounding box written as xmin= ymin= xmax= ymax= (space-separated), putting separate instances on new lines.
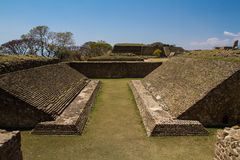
xmin=32 ymin=80 xmax=100 ymax=135
xmin=0 ymin=130 xmax=22 ymax=160
xmin=129 ymin=80 xmax=208 ymax=136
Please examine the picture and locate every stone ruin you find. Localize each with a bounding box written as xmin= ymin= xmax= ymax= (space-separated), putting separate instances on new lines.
xmin=130 ymin=57 xmax=240 ymax=136
xmin=112 ymin=42 xmax=184 ymax=56
xmin=0 ymin=63 xmax=100 ymax=135
xmin=215 ymin=126 xmax=240 ymax=160
xmin=215 ymin=40 xmax=239 ymax=50
xmin=0 ymin=56 xmax=240 ymax=138
xmin=0 ymin=130 xmax=22 ymax=160
xmin=233 ymin=40 xmax=239 ymax=49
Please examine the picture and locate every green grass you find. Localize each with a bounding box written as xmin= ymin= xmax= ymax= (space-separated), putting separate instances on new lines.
xmin=87 ymin=55 xmax=144 ymax=61
xmin=21 ymin=79 xmax=218 ymax=160
xmin=114 ymin=43 xmax=145 ymax=46
xmin=182 ymin=49 xmax=240 ymax=62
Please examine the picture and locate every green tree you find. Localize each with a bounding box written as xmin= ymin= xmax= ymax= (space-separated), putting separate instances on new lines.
xmin=80 ymin=41 xmax=112 ymax=57
xmin=153 ymin=49 xmax=164 ymax=57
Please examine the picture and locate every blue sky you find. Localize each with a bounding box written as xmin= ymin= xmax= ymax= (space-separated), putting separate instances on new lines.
xmin=0 ymin=0 xmax=239 ymax=50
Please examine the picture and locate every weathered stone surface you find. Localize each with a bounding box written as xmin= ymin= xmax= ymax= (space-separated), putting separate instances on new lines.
xmin=129 ymin=80 xmax=208 ymax=136
xmin=142 ymin=57 xmax=240 ymax=127
xmin=0 ymin=63 xmax=88 ymax=128
xmin=69 ymin=61 xmax=162 ymax=78
xmin=215 ymin=126 xmax=240 ymax=160
xmin=32 ymin=80 xmax=100 ymax=135
xmin=0 ymin=130 xmax=22 ymax=160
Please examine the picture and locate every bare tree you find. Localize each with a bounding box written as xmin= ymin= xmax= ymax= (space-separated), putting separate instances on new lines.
xmin=46 ymin=32 xmax=75 ymax=57
xmin=1 ymin=39 xmax=31 ymax=55
xmin=55 ymin=32 xmax=75 ymax=47
xmin=22 ymin=26 xmax=49 ymax=56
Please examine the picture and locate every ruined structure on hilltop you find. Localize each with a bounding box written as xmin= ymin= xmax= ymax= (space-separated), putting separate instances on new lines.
xmin=233 ymin=40 xmax=239 ymax=49
xmin=130 ymin=57 xmax=240 ymax=136
xmin=112 ymin=42 xmax=184 ymax=57
xmin=215 ymin=40 xmax=239 ymax=50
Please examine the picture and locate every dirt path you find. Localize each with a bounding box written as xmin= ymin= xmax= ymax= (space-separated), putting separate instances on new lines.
xmin=22 ymin=79 xmax=216 ymax=160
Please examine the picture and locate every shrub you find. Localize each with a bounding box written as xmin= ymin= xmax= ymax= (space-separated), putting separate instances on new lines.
xmin=55 ymin=48 xmax=82 ymax=61
xmin=153 ymin=49 xmax=164 ymax=57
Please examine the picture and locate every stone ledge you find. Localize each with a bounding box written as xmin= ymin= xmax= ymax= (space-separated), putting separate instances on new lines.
xmin=68 ymin=61 xmax=162 ymax=78
xmin=0 ymin=130 xmax=22 ymax=160
xmin=32 ymin=80 xmax=100 ymax=135
xmin=129 ymin=80 xmax=208 ymax=136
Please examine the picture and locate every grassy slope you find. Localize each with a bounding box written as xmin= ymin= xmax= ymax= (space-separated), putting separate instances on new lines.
xmin=87 ymin=55 xmax=144 ymax=61
xmin=0 ymin=55 xmax=50 ymax=62
xmin=21 ymin=79 xmax=218 ymax=160
xmin=182 ymin=49 xmax=240 ymax=62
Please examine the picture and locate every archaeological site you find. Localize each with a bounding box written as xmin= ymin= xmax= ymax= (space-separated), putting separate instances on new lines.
xmin=0 ymin=1 xmax=240 ymax=158
xmin=0 ymin=52 xmax=240 ymax=159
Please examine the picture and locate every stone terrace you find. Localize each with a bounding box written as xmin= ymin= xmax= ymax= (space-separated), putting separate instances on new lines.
xmin=142 ymin=57 xmax=240 ymax=127
xmin=0 ymin=63 xmax=91 ymax=129
xmin=130 ymin=57 xmax=240 ymax=136
xmin=130 ymin=80 xmax=208 ymax=136
xmin=0 ymin=63 xmax=88 ymax=118
xmin=32 ymin=80 xmax=100 ymax=135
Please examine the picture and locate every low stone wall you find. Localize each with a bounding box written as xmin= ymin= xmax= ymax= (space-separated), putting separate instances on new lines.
xmin=0 ymin=58 xmax=59 ymax=74
xmin=32 ymin=80 xmax=100 ymax=135
xmin=0 ymin=130 xmax=22 ymax=160
xmin=69 ymin=61 xmax=162 ymax=78
xmin=215 ymin=126 xmax=240 ymax=160
xmin=129 ymin=80 xmax=208 ymax=136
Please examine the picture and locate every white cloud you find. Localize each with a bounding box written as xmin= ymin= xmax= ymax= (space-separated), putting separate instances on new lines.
xmin=191 ymin=37 xmax=230 ymax=48
xmin=224 ymin=31 xmax=240 ymax=37
xmin=190 ymin=31 xmax=240 ymax=50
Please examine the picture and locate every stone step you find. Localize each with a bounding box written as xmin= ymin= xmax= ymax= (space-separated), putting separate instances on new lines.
xmin=32 ymin=80 xmax=100 ymax=135
xmin=129 ymin=80 xmax=208 ymax=136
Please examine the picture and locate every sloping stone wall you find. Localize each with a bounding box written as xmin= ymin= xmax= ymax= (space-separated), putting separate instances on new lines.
xmin=0 ymin=89 xmax=53 ymax=129
xmin=129 ymin=80 xmax=208 ymax=136
xmin=68 ymin=61 xmax=162 ymax=78
xmin=0 ymin=58 xmax=59 ymax=75
xmin=32 ymin=80 xmax=100 ymax=135
xmin=0 ymin=130 xmax=22 ymax=160
xmin=143 ymin=57 xmax=240 ymax=127
xmin=0 ymin=63 xmax=89 ymax=129
xmin=215 ymin=126 xmax=240 ymax=160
